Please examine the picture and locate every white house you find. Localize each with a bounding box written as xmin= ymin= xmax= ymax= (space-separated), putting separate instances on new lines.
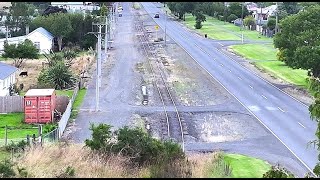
xmin=50 ymin=2 xmax=100 ymax=13
xmin=0 ymin=62 xmax=18 ymax=96
xmin=0 ymin=27 xmax=54 ymax=54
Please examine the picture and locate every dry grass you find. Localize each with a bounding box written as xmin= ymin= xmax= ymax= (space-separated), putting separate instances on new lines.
xmin=12 ymin=143 xmax=225 ymax=178
xmin=14 ymin=143 xmax=149 ymax=178
xmin=2 ymin=53 xmax=94 ymax=92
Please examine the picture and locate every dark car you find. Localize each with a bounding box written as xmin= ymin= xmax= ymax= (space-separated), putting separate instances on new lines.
xmin=154 ymin=13 xmax=159 ymax=18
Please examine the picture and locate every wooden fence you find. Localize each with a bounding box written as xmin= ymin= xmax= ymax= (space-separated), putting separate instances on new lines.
xmin=0 ymin=96 xmax=24 ymax=113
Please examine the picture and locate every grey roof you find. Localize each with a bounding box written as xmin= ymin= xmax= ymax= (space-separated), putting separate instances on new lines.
xmin=27 ymin=27 xmax=54 ymax=40
xmin=0 ymin=62 xmax=18 ymax=80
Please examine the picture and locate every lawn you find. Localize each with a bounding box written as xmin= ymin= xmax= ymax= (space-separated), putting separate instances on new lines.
xmin=0 ymin=113 xmax=38 ymax=139
xmin=182 ymin=13 xmax=272 ymax=41
xmin=223 ymin=154 xmax=271 ymax=178
xmin=229 ymin=44 xmax=309 ymax=88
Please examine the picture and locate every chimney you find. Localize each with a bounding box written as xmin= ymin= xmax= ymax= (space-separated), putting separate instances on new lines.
xmin=26 ymin=25 xmax=29 ymax=35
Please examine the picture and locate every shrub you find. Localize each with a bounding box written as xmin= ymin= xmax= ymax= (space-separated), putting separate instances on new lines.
xmin=0 ymin=160 xmax=16 ymax=178
xmin=227 ymin=14 xmax=238 ymax=23
xmin=262 ymin=164 xmax=294 ymax=178
xmin=43 ymin=123 xmax=58 ymax=134
xmin=5 ymin=140 xmax=29 ymax=152
xmin=194 ymin=21 xmax=203 ymax=29
xmin=85 ymin=124 xmax=186 ymax=167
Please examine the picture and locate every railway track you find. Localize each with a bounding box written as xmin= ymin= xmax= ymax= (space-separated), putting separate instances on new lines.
xmin=134 ymin=12 xmax=187 ymax=150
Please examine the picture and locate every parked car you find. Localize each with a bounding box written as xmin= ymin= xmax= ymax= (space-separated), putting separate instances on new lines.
xmin=154 ymin=13 xmax=159 ymax=18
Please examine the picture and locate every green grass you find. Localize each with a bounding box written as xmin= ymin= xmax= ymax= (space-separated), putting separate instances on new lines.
xmin=224 ymin=154 xmax=271 ymax=178
xmin=55 ymin=90 xmax=74 ymax=98
xmin=0 ymin=149 xmax=10 ymax=161
xmin=229 ymin=44 xmax=308 ymax=87
xmin=0 ymin=113 xmax=38 ymax=139
xmin=70 ymin=88 xmax=87 ymax=119
xmin=182 ymin=13 xmax=272 ymax=41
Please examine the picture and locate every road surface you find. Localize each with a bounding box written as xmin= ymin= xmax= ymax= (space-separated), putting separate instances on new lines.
xmin=141 ymin=2 xmax=318 ymax=175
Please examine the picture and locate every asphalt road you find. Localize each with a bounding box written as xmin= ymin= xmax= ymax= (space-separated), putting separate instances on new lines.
xmin=141 ymin=2 xmax=318 ymax=175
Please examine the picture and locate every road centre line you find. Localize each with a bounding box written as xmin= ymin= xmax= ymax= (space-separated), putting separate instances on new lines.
xmin=229 ymin=69 xmax=232 ymax=72
xmin=249 ymin=85 xmax=253 ymax=89
xmin=237 ymin=76 xmax=242 ymax=80
xmin=261 ymin=95 xmax=267 ymax=99
xmin=218 ymin=42 xmax=224 ymax=46
xmin=278 ymin=107 xmax=285 ymax=112
xmin=298 ymin=122 xmax=306 ymax=129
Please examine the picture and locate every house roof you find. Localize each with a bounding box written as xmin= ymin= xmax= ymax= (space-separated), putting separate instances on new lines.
xmin=25 ymin=89 xmax=55 ymax=96
xmin=0 ymin=27 xmax=54 ymax=43
xmin=0 ymin=62 xmax=18 ymax=80
xmin=27 ymin=27 xmax=54 ymax=40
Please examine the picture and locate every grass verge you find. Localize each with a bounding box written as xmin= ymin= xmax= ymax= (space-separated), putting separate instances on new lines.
xmin=182 ymin=13 xmax=271 ymax=41
xmin=229 ymin=44 xmax=308 ymax=88
xmin=70 ymin=88 xmax=87 ymax=119
xmin=223 ymin=153 xmax=271 ymax=178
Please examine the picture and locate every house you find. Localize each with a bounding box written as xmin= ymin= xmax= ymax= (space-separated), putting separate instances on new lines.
xmin=0 ymin=27 xmax=54 ymax=54
xmin=252 ymin=4 xmax=277 ymax=32
xmin=50 ymin=2 xmax=100 ymax=13
xmin=0 ymin=62 xmax=18 ymax=96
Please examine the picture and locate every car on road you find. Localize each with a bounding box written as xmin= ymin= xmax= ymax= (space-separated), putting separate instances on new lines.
xmin=154 ymin=13 xmax=159 ymax=18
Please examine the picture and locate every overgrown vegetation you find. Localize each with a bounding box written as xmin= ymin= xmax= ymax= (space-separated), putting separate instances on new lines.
xmin=262 ymin=164 xmax=294 ymax=178
xmin=2 ymin=39 xmax=39 ymax=68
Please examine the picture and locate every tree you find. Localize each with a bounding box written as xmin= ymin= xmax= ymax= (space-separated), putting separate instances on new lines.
xmin=227 ymin=14 xmax=238 ymax=23
xmin=244 ymin=15 xmax=256 ymax=30
xmin=37 ymin=61 xmax=76 ymax=90
xmin=266 ymin=18 xmax=276 ymax=37
xmin=50 ymin=13 xmax=73 ymax=51
xmin=281 ymin=2 xmax=301 ymax=15
xmin=2 ymin=39 xmax=39 ymax=68
xmin=227 ymin=2 xmax=249 ymax=18
xmin=5 ymin=2 xmax=35 ymax=37
xmin=273 ymin=5 xmax=320 ymax=77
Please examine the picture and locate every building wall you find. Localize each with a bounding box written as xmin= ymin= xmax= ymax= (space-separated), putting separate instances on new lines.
xmin=26 ymin=31 xmax=53 ymax=54
xmin=0 ymin=72 xmax=16 ymax=96
xmin=0 ymin=31 xmax=53 ymax=54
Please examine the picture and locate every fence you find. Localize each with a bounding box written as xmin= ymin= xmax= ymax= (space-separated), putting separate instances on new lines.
xmin=0 ymin=96 xmax=24 ymax=113
xmin=0 ymin=125 xmax=39 ymax=147
xmin=57 ymin=86 xmax=79 ymax=138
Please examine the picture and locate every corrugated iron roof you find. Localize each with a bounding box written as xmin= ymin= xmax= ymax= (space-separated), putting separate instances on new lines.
xmin=25 ymin=89 xmax=55 ymax=96
xmin=0 ymin=61 xmax=18 ymax=80
xmin=27 ymin=27 xmax=54 ymax=40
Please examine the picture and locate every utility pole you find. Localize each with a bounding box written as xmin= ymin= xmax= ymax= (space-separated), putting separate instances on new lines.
xmin=164 ymin=10 xmax=167 ymax=46
xmin=88 ymin=21 xmax=106 ymax=112
xmin=275 ymin=2 xmax=278 ymax=34
xmin=241 ymin=2 xmax=244 ymax=44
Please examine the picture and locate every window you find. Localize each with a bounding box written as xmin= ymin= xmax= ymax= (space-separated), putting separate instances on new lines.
xmin=34 ymin=42 xmax=40 ymax=50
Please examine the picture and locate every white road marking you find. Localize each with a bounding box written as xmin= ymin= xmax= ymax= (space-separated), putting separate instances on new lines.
xmin=278 ymin=107 xmax=285 ymax=112
xmin=220 ymin=64 xmax=224 ymax=67
xmin=218 ymin=42 xmax=224 ymax=46
xmin=249 ymin=85 xmax=253 ymax=89
xmin=156 ymin=11 xmax=315 ymax=175
xmin=298 ymin=122 xmax=306 ymax=129
xmin=261 ymin=95 xmax=267 ymax=99
xmin=237 ymin=76 xmax=242 ymax=80
xmin=229 ymin=69 xmax=232 ymax=72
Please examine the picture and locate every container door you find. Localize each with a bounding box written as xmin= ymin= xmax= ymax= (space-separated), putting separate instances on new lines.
xmin=38 ymin=96 xmax=52 ymax=123
xmin=24 ymin=97 xmax=38 ymax=123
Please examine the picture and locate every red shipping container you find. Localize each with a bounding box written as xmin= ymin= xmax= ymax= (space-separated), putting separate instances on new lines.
xmin=24 ymin=89 xmax=56 ymax=124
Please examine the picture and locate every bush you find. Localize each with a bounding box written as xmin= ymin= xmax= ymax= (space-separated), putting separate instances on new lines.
xmin=262 ymin=164 xmax=294 ymax=178
xmin=194 ymin=21 xmax=203 ymax=29
xmin=85 ymin=124 xmax=186 ymax=166
xmin=43 ymin=123 xmax=58 ymax=134
xmin=5 ymin=140 xmax=28 ymax=152
xmin=227 ymin=14 xmax=238 ymax=23
xmin=218 ymin=15 xmax=224 ymax=21
xmin=0 ymin=160 xmax=16 ymax=178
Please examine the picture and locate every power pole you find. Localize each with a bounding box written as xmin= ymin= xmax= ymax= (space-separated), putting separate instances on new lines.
xmin=275 ymin=2 xmax=278 ymax=34
xmin=164 ymin=10 xmax=167 ymax=46
xmin=88 ymin=21 xmax=106 ymax=112
xmin=241 ymin=2 xmax=244 ymax=44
